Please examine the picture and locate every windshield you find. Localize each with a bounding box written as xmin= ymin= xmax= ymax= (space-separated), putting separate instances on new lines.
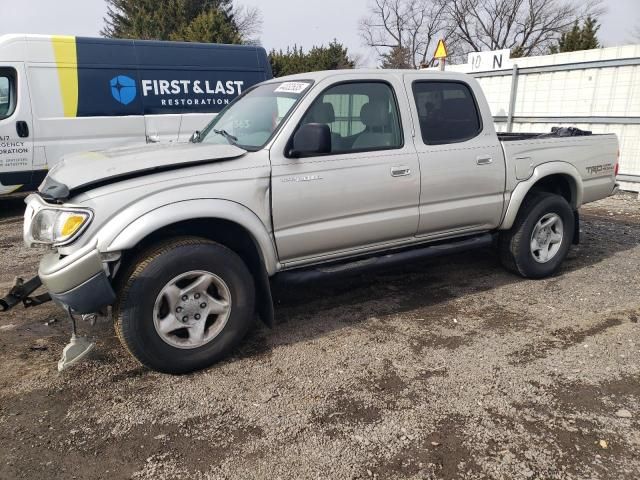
xmin=198 ymin=81 xmax=313 ymax=150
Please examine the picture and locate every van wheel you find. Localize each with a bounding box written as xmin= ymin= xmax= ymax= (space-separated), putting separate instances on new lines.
xmin=114 ymin=237 xmax=255 ymax=374
xmin=499 ymin=192 xmax=575 ymax=279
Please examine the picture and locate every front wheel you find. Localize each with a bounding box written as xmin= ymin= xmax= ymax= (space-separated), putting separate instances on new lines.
xmin=114 ymin=238 xmax=255 ymax=374
xmin=499 ymin=192 xmax=575 ymax=279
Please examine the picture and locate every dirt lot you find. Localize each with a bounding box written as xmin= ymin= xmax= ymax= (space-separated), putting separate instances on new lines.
xmin=0 ymin=193 xmax=638 ymax=480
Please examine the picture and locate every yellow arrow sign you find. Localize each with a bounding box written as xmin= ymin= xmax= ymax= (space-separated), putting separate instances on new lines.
xmin=434 ymin=39 xmax=448 ymax=59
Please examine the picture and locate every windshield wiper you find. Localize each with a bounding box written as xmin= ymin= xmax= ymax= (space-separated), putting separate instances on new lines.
xmin=213 ymin=129 xmax=238 ymax=145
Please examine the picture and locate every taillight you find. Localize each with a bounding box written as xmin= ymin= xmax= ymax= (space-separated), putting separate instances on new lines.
xmin=615 ymin=149 xmax=620 ymax=176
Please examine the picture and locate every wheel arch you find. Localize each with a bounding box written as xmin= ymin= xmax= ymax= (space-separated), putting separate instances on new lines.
xmin=500 ymin=162 xmax=582 ymax=231
xmin=104 ymin=200 xmax=277 ymax=327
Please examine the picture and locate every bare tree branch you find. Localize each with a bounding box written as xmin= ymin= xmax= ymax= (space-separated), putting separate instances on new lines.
xmin=233 ymin=5 xmax=263 ymax=44
xmin=359 ymin=0 xmax=451 ymax=68
xmin=443 ymin=0 xmax=604 ymax=57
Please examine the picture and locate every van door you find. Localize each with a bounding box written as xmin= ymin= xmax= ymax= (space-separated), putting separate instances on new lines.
xmin=0 ymin=63 xmax=35 ymax=193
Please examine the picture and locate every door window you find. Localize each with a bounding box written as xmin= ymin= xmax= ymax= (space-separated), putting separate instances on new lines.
xmin=300 ymin=82 xmax=403 ymax=154
xmin=0 ymin=70 xmax=16 ymax=119
xmin=412 ymin=81 xmax=482 ymax=145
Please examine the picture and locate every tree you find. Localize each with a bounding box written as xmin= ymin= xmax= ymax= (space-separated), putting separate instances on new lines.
xmin=101 ymin=0 xmax=262 ymax=44
xmin=549 ymin=17 xmax=600 ymax=54
xmin=170 ymin=8 xmax=242 ymax=44
xmin=380 ymin=46 xmax=413 ymax=68
xmin=269 ymin=41 xmax=356 ymax=77
xmin=444 ymin=0 xmax=603 ymax=58
xmin=359 ymin=0 xmax=451 ymax=69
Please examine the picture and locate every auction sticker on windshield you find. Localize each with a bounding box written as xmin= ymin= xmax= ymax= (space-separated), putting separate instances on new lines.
xmin=274 ymin=82 xmax=310 ymax=94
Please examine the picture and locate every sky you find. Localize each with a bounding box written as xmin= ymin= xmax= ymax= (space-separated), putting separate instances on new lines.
xmin=2 ymin=0 xmax=639 ymax=67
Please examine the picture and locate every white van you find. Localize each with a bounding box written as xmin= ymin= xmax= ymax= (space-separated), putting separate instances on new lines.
xmin=0 ymin=34 xmax=273 ymax=194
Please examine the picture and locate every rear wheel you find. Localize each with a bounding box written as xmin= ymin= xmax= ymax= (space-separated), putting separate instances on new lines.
xmin=114 ymin=237 xmax=255 ymax=374
xmin=499 ymin=192 xmax=575 ymax=279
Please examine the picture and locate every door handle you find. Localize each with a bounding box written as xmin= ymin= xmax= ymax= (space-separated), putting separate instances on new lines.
xmin=16 ymin=121 xmax=29 ymax=138
xmin=476 ymin=155 xmax=493 ymax=165
xmin=391 ymin=166 xmax=411 ymax=177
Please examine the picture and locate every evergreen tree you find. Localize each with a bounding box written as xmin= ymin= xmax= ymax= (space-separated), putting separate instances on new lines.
xmin=549 ymin=17 xmax=600 ymax=54
xmin=380 ymin=46 xmax=412 ymax=69
xmin=170 ymin=9 xmax=242 ymax=44
xmin=269 ymin=41 xmax=355 ymax=77
xmin=101 ymin=0 xmax=242 ymax=44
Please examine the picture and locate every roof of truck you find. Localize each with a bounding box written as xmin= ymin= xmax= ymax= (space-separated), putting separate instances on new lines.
xmin=271 ymin=68 xmax=473 ymax=83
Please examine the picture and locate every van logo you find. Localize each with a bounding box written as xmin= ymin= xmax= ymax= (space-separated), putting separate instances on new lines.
xmin=110 ymin=75 xmax=137 ymax=105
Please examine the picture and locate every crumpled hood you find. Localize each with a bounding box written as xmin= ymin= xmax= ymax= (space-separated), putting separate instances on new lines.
xmin=41 ymin=142 xmax=246 ymax=198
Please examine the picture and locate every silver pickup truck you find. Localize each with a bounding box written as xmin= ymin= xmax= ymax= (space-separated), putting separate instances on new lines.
xmin=9 ymin=70 xmax=619 ymax=373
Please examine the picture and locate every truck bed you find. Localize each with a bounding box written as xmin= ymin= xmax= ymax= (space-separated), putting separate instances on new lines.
xmin=498 ymin=126 xmax=604 ymax=142
xmin=499 ymin=131 xmax=619 ymax=206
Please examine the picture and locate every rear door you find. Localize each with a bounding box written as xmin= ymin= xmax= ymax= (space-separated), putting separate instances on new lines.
xmin=404 ymin=74 xmax=505 ymax=237
xmin=271 ymin=75 xmax=421 ymax=265
xmin=0 ymin=63 xmax=35 ymax=193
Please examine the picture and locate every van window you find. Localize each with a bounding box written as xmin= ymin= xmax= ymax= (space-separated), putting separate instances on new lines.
xmin=300 ymin=82 xmax=402 ymax=154
xmin=412 ymin=81 xmax=482 ymax=145
xmin=0 ymin=72 xmax=15 ymax=119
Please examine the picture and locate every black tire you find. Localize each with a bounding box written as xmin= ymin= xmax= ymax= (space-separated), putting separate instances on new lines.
xmin=499 ymin=192 xmax=575 ymax=279
xmin=114 ymin=237 xmax=255 ymax=374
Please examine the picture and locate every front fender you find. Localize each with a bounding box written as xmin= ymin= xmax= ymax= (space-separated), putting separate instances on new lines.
xmin=97 ymin=199 xmax=279 ymax=275
xmin=499 ymin=161 xmax=583 ymax=230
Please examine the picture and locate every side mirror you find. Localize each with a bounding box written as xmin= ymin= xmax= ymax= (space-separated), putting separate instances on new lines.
xmin=190 ymin=130 xmax=201 ymax=143
xmin=290 ymin=123 xmax=331 ymax=158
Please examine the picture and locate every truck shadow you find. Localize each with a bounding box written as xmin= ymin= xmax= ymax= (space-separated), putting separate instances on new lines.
xmin=248 ymin=214 xmax=640 ymax=357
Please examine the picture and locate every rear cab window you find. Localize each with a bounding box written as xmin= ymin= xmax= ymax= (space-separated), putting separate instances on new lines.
xmin=412 ymin=81 xmax=482 ymax=145
xmin=0 ymin=69 xmax=16 ymax=119
xmin=298 ymin=81 xmax=403 ymax=154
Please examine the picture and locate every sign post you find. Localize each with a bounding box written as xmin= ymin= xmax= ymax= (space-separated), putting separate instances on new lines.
xmin=433 ymin=40 xmax=448 ymax=71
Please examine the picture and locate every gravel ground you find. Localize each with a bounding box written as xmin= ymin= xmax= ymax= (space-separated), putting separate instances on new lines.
xmin=0 ymin=192 xmax=638 ymax=480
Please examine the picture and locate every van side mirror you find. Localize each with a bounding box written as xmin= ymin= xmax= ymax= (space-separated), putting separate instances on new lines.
xmin=290 ymin=123 xmax=331 ymax=158
xmin=190 ymin=130 xmax=201 ymax=143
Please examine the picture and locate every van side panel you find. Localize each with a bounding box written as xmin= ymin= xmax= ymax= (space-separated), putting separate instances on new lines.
xmin=75 ymin=38 xmax=143 ymax=118
xmin=0 ymin=34 xmax=274 ymax=194
xmin=51 ymin=36 xmax=78 ymax=118
xmin=133 ymin=41 xmax=268 ymax=115
xmin=26 ymin=36 xmax=147 ymax=175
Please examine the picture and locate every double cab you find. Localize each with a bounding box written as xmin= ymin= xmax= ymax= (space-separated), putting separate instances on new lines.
xmin=18 ymin=69 xmax=619 ymax=373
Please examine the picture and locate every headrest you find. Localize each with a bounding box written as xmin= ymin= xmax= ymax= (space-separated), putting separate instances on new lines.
xmin=310 ymin=102 xmax=335 ymax=123
xmin=360 ymin=102 xmax=388 ymax=128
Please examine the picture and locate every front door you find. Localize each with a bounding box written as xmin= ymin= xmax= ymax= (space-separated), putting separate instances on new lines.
xmin=404 ymin=74 xmax=505 ymax=237
xmin=0 ymin=63 xmax=35 ymax=194
xmin=271 ymin=77 xmax=421 ymax=265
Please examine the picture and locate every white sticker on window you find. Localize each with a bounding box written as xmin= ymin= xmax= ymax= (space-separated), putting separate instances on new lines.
xmin=274 ymin=82 xmax=310 ymax=94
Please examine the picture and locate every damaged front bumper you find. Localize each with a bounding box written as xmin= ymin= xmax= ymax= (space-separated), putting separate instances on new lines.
xmin=1 ymin=248 xmax=116 ymax=315
xmin=38 ymin=248 xmax=116 ymax=314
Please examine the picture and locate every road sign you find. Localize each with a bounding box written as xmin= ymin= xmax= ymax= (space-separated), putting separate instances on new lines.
xmin=467 ymin=49 xmax=512 ymax=72
xmin=434 ymin=40 xmax=448 ymax=59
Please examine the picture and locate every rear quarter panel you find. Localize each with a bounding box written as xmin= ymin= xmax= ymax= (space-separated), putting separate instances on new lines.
xmin=501 ymin=133 xmax=619 ymax=206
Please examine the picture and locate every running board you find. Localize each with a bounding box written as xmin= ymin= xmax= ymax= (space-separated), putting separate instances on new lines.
xmin=276 ymin=234 xmax=494 ymax=284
